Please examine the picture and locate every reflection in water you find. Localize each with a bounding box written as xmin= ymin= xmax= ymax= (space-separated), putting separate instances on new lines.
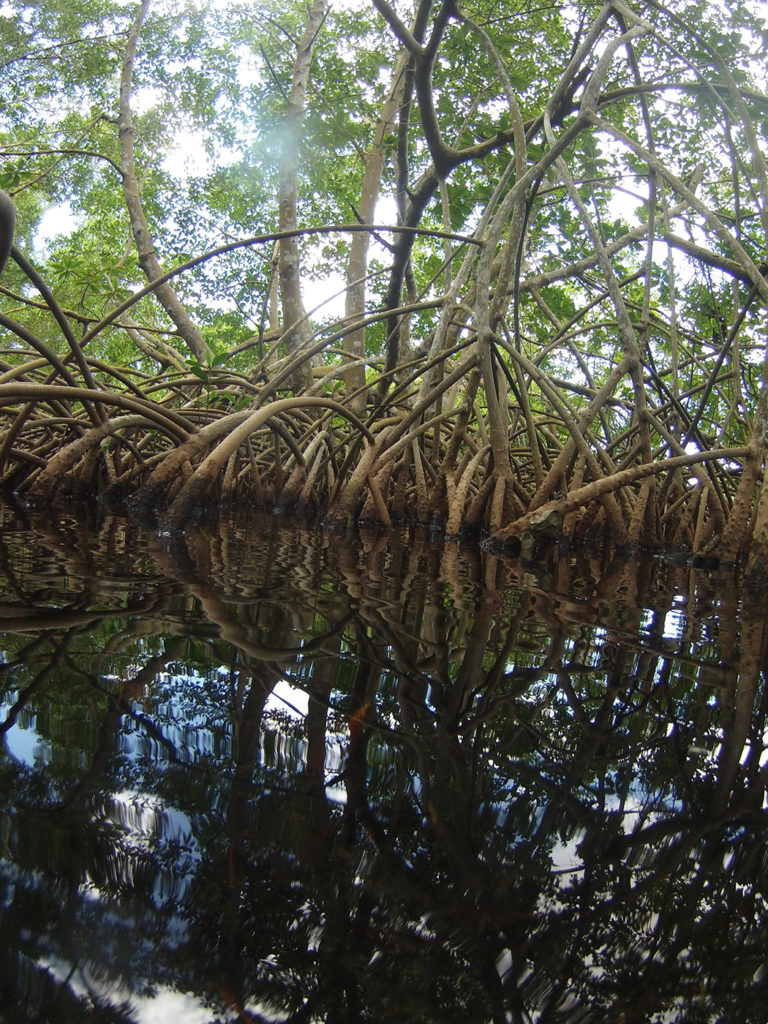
xmin=0 ymin=503 xmax=766 ymax=1023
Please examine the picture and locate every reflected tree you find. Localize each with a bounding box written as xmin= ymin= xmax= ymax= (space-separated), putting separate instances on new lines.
xmin=0 ymin=507 xmax=766 ymax=1021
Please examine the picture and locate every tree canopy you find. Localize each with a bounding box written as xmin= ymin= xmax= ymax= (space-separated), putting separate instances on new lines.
xmin=2 ymin=0 xmax=768 ymax=576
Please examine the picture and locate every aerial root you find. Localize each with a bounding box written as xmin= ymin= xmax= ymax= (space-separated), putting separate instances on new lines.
xmin=0 ymin=367 xmax=762 ymax=568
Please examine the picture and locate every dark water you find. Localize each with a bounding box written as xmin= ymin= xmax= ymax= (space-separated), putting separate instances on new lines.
xmin=0 ymin=503 xmax=766 ymax=1024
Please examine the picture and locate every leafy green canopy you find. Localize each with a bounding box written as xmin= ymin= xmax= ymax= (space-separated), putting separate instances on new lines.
xmin=3 ymin=0 xmax=768 ymax=566
xmin=0 ymin=0 xmax=764 ymax=375
xmin=0 ymin=0 xmax=393 ymax=367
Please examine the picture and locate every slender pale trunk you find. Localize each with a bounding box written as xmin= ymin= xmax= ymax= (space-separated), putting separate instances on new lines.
xmin=278 ymin=0 xmax=327 ymax=392
xmin=343 ymin=50 xmax=408 ymax=414
xmin=119 ymin=0 xmax=210 ymax=364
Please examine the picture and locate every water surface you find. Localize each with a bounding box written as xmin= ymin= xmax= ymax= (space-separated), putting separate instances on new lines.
xmin=0 ymin=504 xmax=766 ymax=1023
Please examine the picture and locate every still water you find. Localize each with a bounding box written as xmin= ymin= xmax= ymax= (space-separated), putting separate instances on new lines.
xmin=0 ymin=502 xmax=766 ymax=1023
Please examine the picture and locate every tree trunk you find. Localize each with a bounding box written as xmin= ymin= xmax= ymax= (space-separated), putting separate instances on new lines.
xmin=278 ymin=0 xmax=327 ymax=392
xmin=0 ymin=188 xmax=15 ymax=276
xmin=343 ymin=50 xmax=408 ymax=415
xmin=118 ymin=0 xmax=211 ymax=365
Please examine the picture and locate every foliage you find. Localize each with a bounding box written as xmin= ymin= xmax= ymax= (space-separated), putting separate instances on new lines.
xmin=2 ymin=0 xmax=768 ymax=571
